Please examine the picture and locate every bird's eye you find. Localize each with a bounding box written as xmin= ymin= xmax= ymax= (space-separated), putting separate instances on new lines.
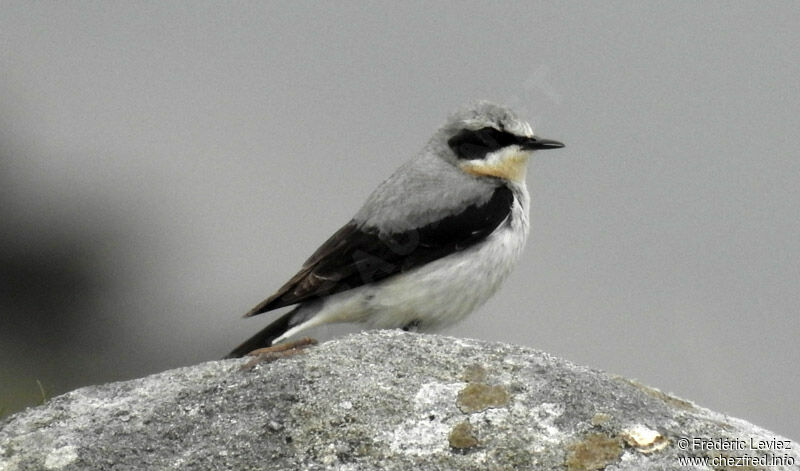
xmin=448 ymin=127 xmax=519 ymax=160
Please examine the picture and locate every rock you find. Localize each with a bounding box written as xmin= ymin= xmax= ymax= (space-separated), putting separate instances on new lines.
xmin=1 ymin=331 xmax=797 ymax=470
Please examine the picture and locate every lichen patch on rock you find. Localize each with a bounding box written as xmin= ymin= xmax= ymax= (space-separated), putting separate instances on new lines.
xmin=460 ymin=364 xmax=488 ymax=383
xmin=457 ymin=383 xmax=510 ymax=413
xmin=621 ymin=425 xmax=668 ymax=454
xmin=448 ymin=421 xmax=478 ymax=451
xmin=565 ymin=433 xmax=623 ymax=471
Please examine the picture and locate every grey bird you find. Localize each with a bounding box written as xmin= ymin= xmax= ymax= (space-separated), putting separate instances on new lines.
xmin=227 ymin=101 xmax=563 ymax=358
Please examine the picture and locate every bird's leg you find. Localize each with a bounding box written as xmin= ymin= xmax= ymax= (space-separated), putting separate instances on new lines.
xmin=240 ymin=337 xmax=318 ymax=370
xmin=247 ymin=337 xmax=318 ymax=355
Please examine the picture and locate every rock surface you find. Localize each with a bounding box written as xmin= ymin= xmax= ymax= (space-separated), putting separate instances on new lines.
xmin=1 ymin=331 xmax=797 ymax=470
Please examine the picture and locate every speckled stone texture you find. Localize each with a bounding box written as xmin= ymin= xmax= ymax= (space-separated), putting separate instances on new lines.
xmin=1 ymin=331 xmax=798 ymax=470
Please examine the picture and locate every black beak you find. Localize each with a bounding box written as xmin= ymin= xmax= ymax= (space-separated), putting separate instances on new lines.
xmin=519 ymin=136 xmax=565 ymax=150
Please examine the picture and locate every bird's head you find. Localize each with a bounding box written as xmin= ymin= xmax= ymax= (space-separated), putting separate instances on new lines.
xmin=438 ymin=101 xmax=564 ymax=184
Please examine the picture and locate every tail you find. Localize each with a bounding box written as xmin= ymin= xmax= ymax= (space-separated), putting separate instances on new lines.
xmin=225 ymin=309 xmax=296 ymax=358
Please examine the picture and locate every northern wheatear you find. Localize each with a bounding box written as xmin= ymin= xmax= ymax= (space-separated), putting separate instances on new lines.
xmin=228 ymin=101 xmax=563 ymax=358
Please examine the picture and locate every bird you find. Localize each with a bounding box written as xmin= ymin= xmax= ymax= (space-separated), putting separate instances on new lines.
xmin=227 ymin=101 xmax=564 ymax=359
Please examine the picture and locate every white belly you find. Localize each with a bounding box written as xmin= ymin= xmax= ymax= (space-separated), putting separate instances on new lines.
xmin=365 ymin=214 xmax=528 ymax=331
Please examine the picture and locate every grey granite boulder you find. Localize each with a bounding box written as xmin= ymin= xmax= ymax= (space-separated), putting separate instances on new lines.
xmin=1 ymin=330 xmax=797 ymax=470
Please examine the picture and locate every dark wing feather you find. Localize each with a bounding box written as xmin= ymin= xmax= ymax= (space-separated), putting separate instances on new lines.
xmin=245 ymin=185 xmax=514 ymax=316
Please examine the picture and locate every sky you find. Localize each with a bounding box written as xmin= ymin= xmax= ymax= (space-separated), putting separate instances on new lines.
xmin=1 ymin=2 xmax=799 ymax=440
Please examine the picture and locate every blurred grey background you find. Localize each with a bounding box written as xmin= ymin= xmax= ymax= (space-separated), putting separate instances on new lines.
xmin=1 ymin=2 xmax=798 ymax=439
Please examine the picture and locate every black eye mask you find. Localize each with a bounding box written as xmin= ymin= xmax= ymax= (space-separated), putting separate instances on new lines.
xmin=448 ymin=127 xmax=564 ymax=160
xmin=447 ymin=127 xmax=519 ymax=160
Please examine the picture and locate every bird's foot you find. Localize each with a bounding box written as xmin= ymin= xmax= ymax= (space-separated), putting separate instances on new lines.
xmin=240 ymin=337 xmax=318 ymax=370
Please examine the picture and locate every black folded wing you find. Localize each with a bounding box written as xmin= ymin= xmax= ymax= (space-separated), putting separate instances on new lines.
xmin=246 ymin=185 xmax=514 ymax=316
